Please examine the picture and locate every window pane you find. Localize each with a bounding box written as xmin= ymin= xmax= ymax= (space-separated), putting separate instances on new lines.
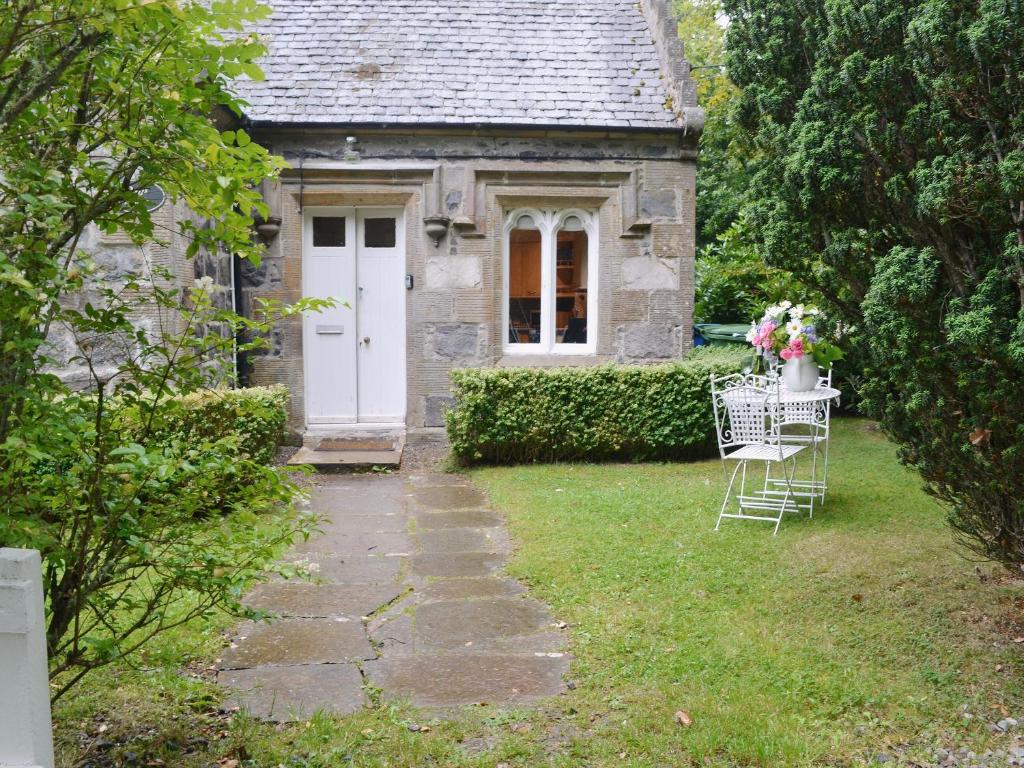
xmin=555 ymin=228 xmax=588 ymax=344
xmin=508 ymin=227 xmax=541 ymax=344
xmin=364 ymin=217 xmax=396 ymax=248
xmin=312 ymin=216 xmax=346 ymax=247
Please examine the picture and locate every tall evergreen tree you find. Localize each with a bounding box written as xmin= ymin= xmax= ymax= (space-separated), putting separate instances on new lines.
xmin=724 ymin=0 xmax=1024 ymax=566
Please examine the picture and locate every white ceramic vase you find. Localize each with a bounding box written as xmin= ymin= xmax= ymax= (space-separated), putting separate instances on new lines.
xmin=782 ymin=356 xmax=819 ymax=392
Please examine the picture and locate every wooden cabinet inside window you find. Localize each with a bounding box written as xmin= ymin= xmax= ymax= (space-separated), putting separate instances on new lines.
xmin=509 ymin=230 xmax=541 ymax=298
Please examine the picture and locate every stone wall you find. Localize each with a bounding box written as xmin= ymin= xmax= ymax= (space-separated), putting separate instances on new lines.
xmin=244 ymin=127 xmax=697 ymax=435
xmin=46 ymin=201 xmax=235 ymax=390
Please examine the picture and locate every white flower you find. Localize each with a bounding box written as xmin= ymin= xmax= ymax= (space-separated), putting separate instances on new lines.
xmin=786 ymin=320 xmax=802 ymax=337
xmin=193 ymin=275 xmax=214 ymax=291
xmin=789 ymin=304 xmax=804 ymax=320
xmin=745 ymin=322 xmax=757 ymax=342
xmin=779 ymin=300 xmax=792 ymax=310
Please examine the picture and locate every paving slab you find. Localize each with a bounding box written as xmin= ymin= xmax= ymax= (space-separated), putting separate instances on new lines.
xmin=416 ymin=528 xmax=495 ymax=554
xmin=307 ymin=512 xmax=407 ymax=535
xmin=407 ymin=474 xmax=472 ymax=487
xmin=418 ymin=578 xmax=526 ymax=602
xmin=313 ymin=478 xmax=409 ymax=515
xmin=218 ymin=618 xmax=375 ymax=669
xmin=219 ymin=664 xmax=366 ymax=722
xmin=413 ymin=509 xmax=504 ymax=530
xmin=219 ymin=470 xmax=567 ymax=718
xmin=284 ymin=554 xmax=403 ymax=585
xmin=411 ymin=552 xmax=504 ymax=578
xmin=291 ymin=530 xmax=412 ymax=557
xmin=363 ymin=652 xmax=570 ymax=708
xmin=414 ymin=598 xmax=555 ymax=650
xmin=411 ymin=484 xmax=487 ymax=510
xmin=368 ymin=612 xmax=415 ymax=654
xmin=243 ymin=582 xmax=402 ymax=618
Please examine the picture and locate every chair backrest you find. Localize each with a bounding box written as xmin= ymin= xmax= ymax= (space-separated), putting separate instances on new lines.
xmin=710 ymin=373 xmax=776 ymax=457
xmin=563 ymin=317 xmax=587 ymax=344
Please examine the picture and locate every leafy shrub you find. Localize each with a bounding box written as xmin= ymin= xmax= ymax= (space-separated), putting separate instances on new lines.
xmin=148 ymin=385 xmax=289 ymax=465
xmin=6 ymin=387 xmax=312 ymax=700
xmin=446 ymin=347 xmax=747 ymax=464
xmin=0 ymin=0 xmax=330 ymax=701
xmin=695 ymin=223 xmax=810 ymax=324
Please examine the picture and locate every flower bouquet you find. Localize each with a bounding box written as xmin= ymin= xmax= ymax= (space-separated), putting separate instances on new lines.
xmin=747 ymin=302 xmax=843 ymax=391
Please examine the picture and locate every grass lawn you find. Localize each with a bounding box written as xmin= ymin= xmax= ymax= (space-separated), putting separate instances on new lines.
xmin=53 ymin=418 xmax=1023 ymax=767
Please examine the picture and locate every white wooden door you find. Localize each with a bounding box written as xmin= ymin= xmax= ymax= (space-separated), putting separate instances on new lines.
xmin=303 ymin=206 xmax=406 ymax=426
xmin=354 ymin=209 xmax=406 ymax=423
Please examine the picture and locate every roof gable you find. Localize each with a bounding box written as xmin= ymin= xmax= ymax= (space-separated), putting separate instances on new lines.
xmin=236 ymin=0 xmax=696 ymax=130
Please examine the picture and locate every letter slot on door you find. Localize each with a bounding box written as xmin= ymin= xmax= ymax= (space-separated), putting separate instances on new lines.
xmin=315 ymin=325 xmax=344 ymax=334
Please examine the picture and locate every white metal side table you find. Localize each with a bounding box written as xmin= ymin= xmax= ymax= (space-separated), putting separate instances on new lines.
xmin=762 ymin=383 xmax=841 ymax=515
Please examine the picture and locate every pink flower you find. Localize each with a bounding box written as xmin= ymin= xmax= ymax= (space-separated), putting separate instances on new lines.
xmin=780 ymin=338 xmax=804 ymax=360
xmin=752 ymin=322 xmax=776 ymax=349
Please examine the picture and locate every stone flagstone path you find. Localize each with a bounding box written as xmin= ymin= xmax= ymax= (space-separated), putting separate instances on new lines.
xmin=217 ymin=473 xmax=569 ymax=721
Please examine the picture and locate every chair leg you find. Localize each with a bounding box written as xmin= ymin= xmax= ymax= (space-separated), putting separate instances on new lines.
xmin=807 ymin=440 xmax=818 ymax=518
xmin=821 ymin=431 xmax=831 ymax=502
xmin=715 ymin=461 xmax=743 ymax=531
xmin=773 ymin=456 xmax=800 ymax=535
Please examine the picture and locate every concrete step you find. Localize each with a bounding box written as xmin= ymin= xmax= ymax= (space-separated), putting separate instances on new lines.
xmin=288 ymin=428 xmax=405 ymax=468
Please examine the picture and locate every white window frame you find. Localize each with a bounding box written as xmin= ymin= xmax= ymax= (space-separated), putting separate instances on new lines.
xmin=502 ymin=207 xmax=598 ymax=355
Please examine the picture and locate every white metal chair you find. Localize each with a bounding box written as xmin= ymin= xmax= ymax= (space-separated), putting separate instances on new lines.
xmin=761 ymin=367 xmax=833 ymax=515
xmin=710 ymin=373 xmax=805 ymax=534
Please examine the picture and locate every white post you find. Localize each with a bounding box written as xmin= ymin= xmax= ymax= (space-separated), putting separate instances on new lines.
xmin=0 ymin=548 xmax=54 ymax=768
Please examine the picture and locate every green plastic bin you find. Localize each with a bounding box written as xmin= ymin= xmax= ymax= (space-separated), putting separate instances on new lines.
xmin=694 ymin=323 xmax=751 ymax=347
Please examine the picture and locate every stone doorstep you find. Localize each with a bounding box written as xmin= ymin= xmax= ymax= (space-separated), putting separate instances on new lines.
xmin=316 ymin=438 xmax=396 ymax=452
xmin=290 ymin=428 xmax=406 ymax=468
xmin=301 ymin=428 xmax=406 ymax=451
xmin=287 ymin=446 xmax=403 ymax=468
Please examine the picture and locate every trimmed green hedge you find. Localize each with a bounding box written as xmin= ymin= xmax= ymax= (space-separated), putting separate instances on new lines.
xmin=446 ymin=347 xmax=747 ymax=464
xmin=149 ymin=385 xmax=289 ymax=465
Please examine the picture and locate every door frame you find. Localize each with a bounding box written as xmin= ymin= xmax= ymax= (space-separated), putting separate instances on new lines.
xmin=301 ymin=204 xmax=407 ymax=429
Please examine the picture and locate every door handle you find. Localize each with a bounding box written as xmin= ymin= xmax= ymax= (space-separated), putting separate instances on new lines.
xmin=362 ymin=336 xmax=370 ymax=345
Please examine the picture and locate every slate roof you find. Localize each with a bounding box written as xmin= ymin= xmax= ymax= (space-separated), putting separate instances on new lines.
xmin=236 ymin=0 xmax=683 ymax=130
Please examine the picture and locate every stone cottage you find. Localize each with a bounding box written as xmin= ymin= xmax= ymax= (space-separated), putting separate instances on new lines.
xmin=227 ymin=0 xmax=702 ymax=445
